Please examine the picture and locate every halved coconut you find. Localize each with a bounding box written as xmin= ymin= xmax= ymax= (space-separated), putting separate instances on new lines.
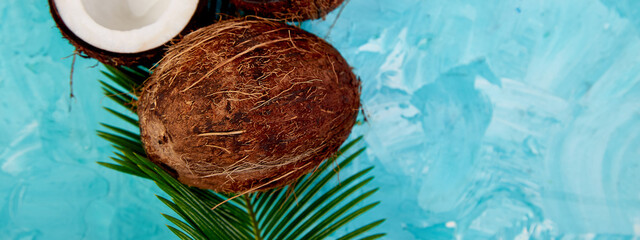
xmin=49 ymin=0 xmax=208 ymax=66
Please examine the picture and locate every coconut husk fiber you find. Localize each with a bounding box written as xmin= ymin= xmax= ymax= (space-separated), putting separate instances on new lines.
xmin=138 ymin=18 xmax=361 ymax=193
xmin=231 ymin=0 xmax=344 ymax=21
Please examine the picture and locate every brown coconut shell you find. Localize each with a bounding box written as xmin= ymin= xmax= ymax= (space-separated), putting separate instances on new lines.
xmin=138 ymin=18 xmax=360 ymax=193
xmin=48 ymin=0 xmax=210 ymax=66
xmin=231 ymin=0 xmax=344 ymax=21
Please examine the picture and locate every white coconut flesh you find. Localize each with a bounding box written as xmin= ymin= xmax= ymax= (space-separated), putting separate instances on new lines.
xmin=54 ymin=0 xmax=199 ymax=53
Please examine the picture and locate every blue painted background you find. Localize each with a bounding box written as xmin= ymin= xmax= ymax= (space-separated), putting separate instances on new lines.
xmin=1 ymin=0 xmax=639 ymax=239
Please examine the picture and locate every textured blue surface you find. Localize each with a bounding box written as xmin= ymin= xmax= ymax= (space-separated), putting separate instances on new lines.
xmin=1 ymin=0 xmax=640 ymax=239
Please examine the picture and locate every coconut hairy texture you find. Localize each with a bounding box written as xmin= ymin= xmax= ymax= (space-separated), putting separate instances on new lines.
xmin=138 ymin=19 xmax=360 ymax=193
xmin=48 ymin=0 xmax=209 ymax=66
xmin=231 ymin=0 xmax=344 ymax=21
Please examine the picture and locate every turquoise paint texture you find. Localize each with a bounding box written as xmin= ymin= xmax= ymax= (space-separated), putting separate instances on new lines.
xmin=1 ymin=0 xmax=640 ymax=239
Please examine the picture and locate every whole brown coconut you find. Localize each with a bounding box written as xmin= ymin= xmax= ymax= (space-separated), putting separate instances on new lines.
xmin=231 ymin=0 xmax=344 ymax=21
xmin=138 ymin=19 xmax=360 ymax=193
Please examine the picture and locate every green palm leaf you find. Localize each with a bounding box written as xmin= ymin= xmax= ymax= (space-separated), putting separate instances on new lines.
xmin=97 ymin=65 xmax=385 ymax=239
